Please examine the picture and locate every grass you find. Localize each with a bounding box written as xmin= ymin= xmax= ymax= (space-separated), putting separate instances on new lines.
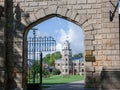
xmin=42 ymin=75 xmax=84 ymax=85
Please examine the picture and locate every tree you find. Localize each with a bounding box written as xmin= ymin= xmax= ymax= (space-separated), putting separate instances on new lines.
xmin=73 ymin=53 xmax=83 ymax=58
xmin=30 ymin=60 xmax=41 ymax=74
xmin=42 ymin=68 xmax=50 ymax=78
xmin=53 ymin=69 xmax=61 ymax=75
xmin=43 ymin=51 xmax=62 ymax=66
xmin=43 ymin=54 xmax=51 ymax=64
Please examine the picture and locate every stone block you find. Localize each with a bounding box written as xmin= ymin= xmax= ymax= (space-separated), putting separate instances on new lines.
xmin=93 ymin=61 xmax=98 ymax=66
xmin=77 ymin=0 xmax=86 ymax=4
xmin=85 ymin=62 xmax=92 ymax=66
xmin=61 ymin=7 xmax=68 ymax=16
xmin=84 ymin=40 xmax=92 ymax=45
xmin=86 ymin=66 xmax=95 ymax=72
xmin=0 ymin=59 xmax=4 ymax=67
xmin=77 ymin=10 xmax=87 ymax=14
xmin=85 ymin=45 xmax=95 ymax=51
xmin=85 ymin=76 xmax=95 ymax=83
xmin=14 ymin=73 xmax=22 ymax=82
xmin=70 ymin=11 xmax=78 ymax=20
xmin=35 ymin=8 xmax=45 ymax=19
xmin=87 ymin=9 xmax=97 ymax=14
xmin=28 ymin=13 xmax=36 ymax=23
xmin=87 ymin=0 xmax=97 ymax=3
xmin=82 ymin=5 xmax=91 ymax=9
xmin=67 ymin=0 xmax=77 ymax=5
xmin=14 ymin=58 xmax=23 ymax=63
xmin=0 ymin=70 xmax=5 ymax=89
xmin=112 ymin=61 xmax=120 ymax=67
xmin=17 ymin=0 xmax=24 ymax=2
xmin=73 ymin=5 xmax=82 ymax=10
xmin=29 ymin=2 xmax=39 ymax=7
xmin=66 ymin=9 xmax=72 ymax=18
xmin=48 ymin=1 xmax=57 ymax=5
xmin=20 ymin=3 xmax=29 ymax=7
xmin=25 ymin=7 xmax=34 ymax=12
xmin=103 ymin=61 xmax=112 ymax=66
xmin=95 ymin=66 xmax=102 ymax=71
xmin=85 ymin=35 xmax=94 ymax=40
xmin=21 ymin=18 xmax=29 ymax=26
xmin=25 ymin=0 xmax=33 ymax=1
xmin=92 ymin=4 xmax=101 ymax=9
xmin=95 ymin=45 xmax=102 ymax=50
xmin=84 ymin=25 xmax=93 ymax=31
xmin=86 ymin=72 xmax=93 ymax=77
xmin=39 ymin=2 xmax=48 ymax=6
xmin=14 ymin=41 xmax=23 ymax=49
xmin=82 ymin=21 xmax=89 ymax=28
xmin=101 ymin=69 xmax=120 ymax=89
xmin=93 ymin=72 xmax=101 ymax=83
xmin=57 ymin=7 xmax=62 ymax=15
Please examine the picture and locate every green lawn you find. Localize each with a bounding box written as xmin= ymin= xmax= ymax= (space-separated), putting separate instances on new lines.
xmin=43 ymin=75 xmax=84 ymax=85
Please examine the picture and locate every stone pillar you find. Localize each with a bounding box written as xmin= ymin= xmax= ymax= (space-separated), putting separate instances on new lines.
xmin=101 ymin=67 xmax=120 ymax=89
xmin=5 ymin=0 xmax=17 ymax=90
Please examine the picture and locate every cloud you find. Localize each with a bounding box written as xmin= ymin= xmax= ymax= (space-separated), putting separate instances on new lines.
xmin=56 ymin=22 xmax=84 ymax=55
xmin=36 ymin=31 xmax=49 ymax=37
xmin=119 ymin=7 xmax=120 ymax=14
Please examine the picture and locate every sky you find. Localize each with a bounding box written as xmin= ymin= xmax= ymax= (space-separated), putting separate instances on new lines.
xmin=119 ymin=0 xmax=120 ymax=14
xmin=28 ymin=17 xmax=84 ymax=56
xmin=28 ymin=1 xmax=120 ymax=56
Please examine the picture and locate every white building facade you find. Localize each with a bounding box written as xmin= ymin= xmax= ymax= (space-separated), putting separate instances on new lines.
xmin=55 ymin=40 xmax=84 ymax=75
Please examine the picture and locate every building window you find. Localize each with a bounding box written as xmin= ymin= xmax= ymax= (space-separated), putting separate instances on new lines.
xmin=82 ymin=69 xmax=84 ymax=72
xmin=74 ymin=63 xmax=76 ymax=66
xmin=58 ymin=64 xmax=60 ymax=66
xmin=66 ymin=63 xmax=67 ymax=66
xmin=66 ymin=58 xmax=67 ymax=61
xmin=82 ymin=63 xmax=84 ymax=66
xmin=66 ymin=69 xmax=67 ymax=72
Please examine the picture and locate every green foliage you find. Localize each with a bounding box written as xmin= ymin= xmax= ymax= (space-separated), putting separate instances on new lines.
xmin=43 ymin=51 xmax=62 ymax=66
xmin=30 ymin=60 xmax=40 ymax=74
xmin=42 ymin=68 xmax=50 ymax=78
xmin=43 ymin=54 xmax=51 ymax=64
xmin=53 ymin=69 xmax=61 ymax=75
xmin=73 ymin=53 xmax=83 ymax=58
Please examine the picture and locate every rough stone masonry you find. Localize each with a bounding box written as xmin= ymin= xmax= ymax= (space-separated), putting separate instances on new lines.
xmin=0 ymin=0 xmax=119 ymax=90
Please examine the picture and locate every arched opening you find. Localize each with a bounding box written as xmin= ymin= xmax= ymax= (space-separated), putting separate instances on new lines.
xmin=23 ymin=15 xmax=85 ymax=90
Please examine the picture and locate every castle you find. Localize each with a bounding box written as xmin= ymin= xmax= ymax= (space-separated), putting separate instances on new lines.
xmin=55 ymin=40 xmax=84 ymax=75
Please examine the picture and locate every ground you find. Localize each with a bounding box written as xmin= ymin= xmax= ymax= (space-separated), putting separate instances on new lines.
xmin=43 ymin=80 xmax=97 ymax=90
xmin=43 ymin=75 xmax=84 ymax=85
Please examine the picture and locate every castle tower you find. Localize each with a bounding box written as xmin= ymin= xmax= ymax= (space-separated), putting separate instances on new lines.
xmin=61 ymin=40 xmax=72 ymax=75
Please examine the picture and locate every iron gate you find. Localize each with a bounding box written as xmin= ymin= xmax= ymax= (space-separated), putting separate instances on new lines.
xmin=27 ymin=29 xmax=56 ymax=90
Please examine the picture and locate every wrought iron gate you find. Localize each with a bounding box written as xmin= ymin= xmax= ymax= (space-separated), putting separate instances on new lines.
xmin=27 ymin=28 xmax=56 ymax=90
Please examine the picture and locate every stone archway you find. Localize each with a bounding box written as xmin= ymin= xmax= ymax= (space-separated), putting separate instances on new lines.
xmin=1 ymin=0 xmax=120 ymax=90
xmin=22 ymin=8 xmax=95 ymax=89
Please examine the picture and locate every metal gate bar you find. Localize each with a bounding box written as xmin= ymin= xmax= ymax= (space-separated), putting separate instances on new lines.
xmin=27 ymin=28 xmax=56 ymax=90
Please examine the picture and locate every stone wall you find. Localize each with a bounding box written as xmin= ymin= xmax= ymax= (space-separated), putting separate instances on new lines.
xmin=0 ymin=0 xmax=5 ymax=90
xmin=0 ymin=0 xmax=119 ymax=90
